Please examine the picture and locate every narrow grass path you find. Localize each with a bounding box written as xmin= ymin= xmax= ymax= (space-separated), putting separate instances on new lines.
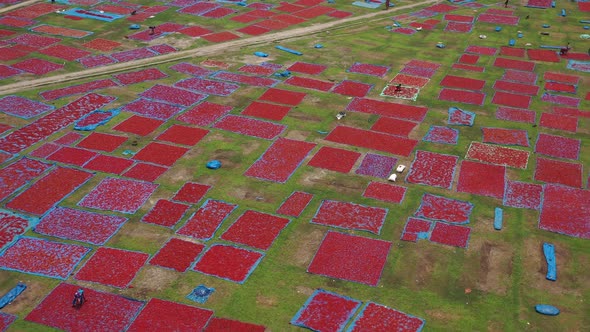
xmin=0 ymin=0 xmax=440 ymax=96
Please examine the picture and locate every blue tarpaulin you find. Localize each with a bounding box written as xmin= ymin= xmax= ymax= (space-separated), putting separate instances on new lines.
xmin=275 ymin=46 xmax=302 ymax=55
xmin=494 ymin=207 xmax=503 ymax=230
xmin=535 ymin=304 xmax=560 ymax=316
xmin=206 ymin=160 xmax=222 ymax=169
xmin=543 ymin=242 xmax=556 ymax=281
xmin=0 ymin=283 xmax=26 ymax=309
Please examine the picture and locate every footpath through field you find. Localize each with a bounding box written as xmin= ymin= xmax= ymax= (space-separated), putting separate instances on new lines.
xmin=0 ymin=0 xmax=439 ymax=96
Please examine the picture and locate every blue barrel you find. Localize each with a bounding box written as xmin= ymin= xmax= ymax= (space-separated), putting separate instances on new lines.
xmin=509 ymin=39 xmax=516 ymax=46
xmin=495 ymin=26 xmax=502 ymax=32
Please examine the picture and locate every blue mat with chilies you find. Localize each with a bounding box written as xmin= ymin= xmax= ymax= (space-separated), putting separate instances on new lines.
xmin=0 ymin=283 xmax=26 ymax=309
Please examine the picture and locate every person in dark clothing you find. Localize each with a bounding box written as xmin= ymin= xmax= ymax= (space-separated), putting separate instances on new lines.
xmin=504 ymin=0 xmax=509 ymax=8
xmin=72 ymin=289 xmax=85 ymax=309
xmin=149 ymin=26 xmax=156 ymax=35
xmin=560 ymin=43 xmax=571 ymax=56
xmin=395 ymin=83 xmax=402 ymax=92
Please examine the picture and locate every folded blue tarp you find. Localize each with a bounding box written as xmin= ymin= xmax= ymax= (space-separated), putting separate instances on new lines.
xmin=0 ymin=283 xmax=26 ymax=309
xmin=543 ymin=242 xmax=556 ymax=281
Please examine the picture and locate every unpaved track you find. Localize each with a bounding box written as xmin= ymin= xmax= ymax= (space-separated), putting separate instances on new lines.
xmin=0 ymin=0 xmax=40 ymax=15
xmin=0 ymin=0 xmax=440 ymax=96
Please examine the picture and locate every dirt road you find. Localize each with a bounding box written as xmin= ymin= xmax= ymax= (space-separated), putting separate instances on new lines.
xmin=0 ymin=0 xmax=440 ymax=96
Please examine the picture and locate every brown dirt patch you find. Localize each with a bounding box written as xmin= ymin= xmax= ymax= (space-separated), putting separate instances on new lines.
xmin=228 ymin=186 xmax=274 ymax=204
xmin=425 ymin=309 xmax=460 ymax=322
xmin=240 ymin=140 xmax=261 ymax=155
xmin=295 ymin=286 xmax=314 ymax=297
xmin=162 ymin=166 xmax=194 ymax=183
xmin=475 ymin=241 xmax=512 ymax=295
xmin=112 ymin=222 xmax=171 ymax=248
xmin=412 ymin=251 xmax=436 ymax=288
xmin=299 ymin=168 xmax=365 ymax=196
xmin=256 ymin=294 xmax=278 ymax=307
xmin=131 ymin=265 xmax=179 ymax=299
xmin=284 ymin=130 xmax=311 ymax=141
xmin=204 ymin=132 xmax=234 ymax=144
xmin=239 ymin=54 xmax=277 ymax=65
xmin=288 ymin=110 xmax=324 ymax=123
xmin=1 ymin=113 xmax=27 ymax=128
xmin=291 ymin=228 xmax=324 ymax=267
xmin=210 ymin=149 xmax=238 ymax=169
xmin=148 ymin=34 xmax=191 ymax=50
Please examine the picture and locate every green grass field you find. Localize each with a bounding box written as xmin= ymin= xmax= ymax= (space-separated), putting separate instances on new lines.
xmin=0 ymin=0 xmax=589 ymax=331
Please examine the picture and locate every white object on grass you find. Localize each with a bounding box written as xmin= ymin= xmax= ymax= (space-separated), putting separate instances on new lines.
xmin=388 ymin=173 xmax=397 ymax=182
xmin=396 ymin=165 xmax=406 ymax=173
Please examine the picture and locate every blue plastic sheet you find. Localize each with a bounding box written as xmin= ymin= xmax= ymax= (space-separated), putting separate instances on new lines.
xmin=206 ymin=160 xmax=222 ymax=169
xmin=543 ymin=242 xmax=556 ymax=281
xmin=535 ymin=304 xmax=559 ymax=316
xmin=0 ymin=283 xmax=26 ymax=309
xmin=493 ymin=207 xmax=503 ymax=230
xmin=275 ymin=46 xmax=302 ymax=55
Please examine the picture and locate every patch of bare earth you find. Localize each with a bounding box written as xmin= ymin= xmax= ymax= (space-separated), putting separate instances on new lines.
xmin=295 ymin=286 xmax=314 ymax=297
xmin=288 ymin=110 xmax=324 ymax=123
xmin=299 ymin=168 xmax=364 ymax=196
xmin=113 ymin=221 xmax=171 ymax=247
xmin=209 ymin=149 xmax=239 ymax=169
xmin=291 ymin=228 xmax=324 ymax=268
xmin=425 ymin=309 xmax=460 ymax=322
xmin=475 ymin=241 xmax=513 ymax=295
xmin=284 ymin=130 xmax=310 ymax=141
xmin=229 ymin=186 xmax=274 ymax=204
xmin=131 ymin=266 xmax=180 ymax=299
xmin=256 ymin=295 xmax=278 ymax=307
